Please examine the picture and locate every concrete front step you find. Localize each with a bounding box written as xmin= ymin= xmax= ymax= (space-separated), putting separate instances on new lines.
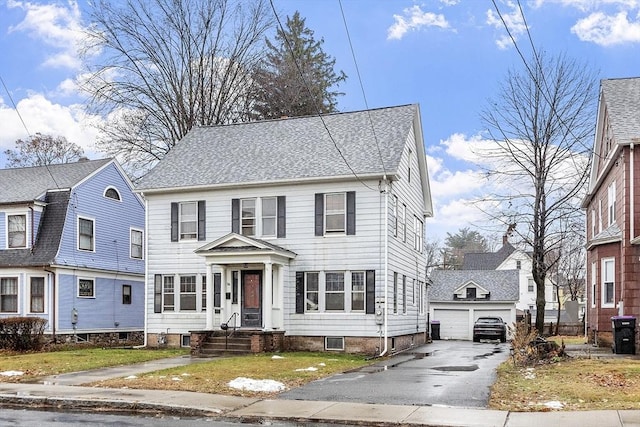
xmin=200 ymin=335 xmax=252 ymax=355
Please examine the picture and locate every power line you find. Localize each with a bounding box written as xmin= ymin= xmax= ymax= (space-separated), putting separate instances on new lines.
xmin=0 ymin=73 xmax=61 ymax=188
xmin=268 ymin=0 xmax=377 ymax=191
xmin=338 ymin=0 xmax=388 ymax=179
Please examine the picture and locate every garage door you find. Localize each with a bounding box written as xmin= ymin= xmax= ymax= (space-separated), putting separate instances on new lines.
xmin=433 ymin=309 xmax=470 ymax=340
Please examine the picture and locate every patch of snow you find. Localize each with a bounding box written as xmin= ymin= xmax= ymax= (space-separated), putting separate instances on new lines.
xmin=0 ymin=371 xmax=24 ymax=377
xmin=124 ymin=375 xmax=138 ymax=380
xmin=318 ymin=363 xmax=326 ymax=366
xmin=228 ymin=377 xmax=286 ymax=392
xmin=522 ymin=368 xmax=536 ymax=380
xmin=544 ymin=401 xmax=564 ymax=409
xmin=181 ymin=373 xmax=190 ymax=376
xmin=171 ymin=377 xmax=183 ymax=381
xmin=295 ymin=367 xmax=318 ymax=372
xmin=271 ymin=355 xmax=285 ymax=359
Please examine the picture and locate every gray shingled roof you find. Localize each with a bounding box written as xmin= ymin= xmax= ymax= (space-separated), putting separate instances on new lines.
xmin=0 ymin=159 xmax=111 ymax=203
xmin=428 ymin=269 xmax=519 ymax=302
xmin=601 ymin=77 xmax=640 ymax=146
xmin=136 ymin=104 xmax=418 ymax=191
xmin=461 ymin=243 xmax=516 ymax=270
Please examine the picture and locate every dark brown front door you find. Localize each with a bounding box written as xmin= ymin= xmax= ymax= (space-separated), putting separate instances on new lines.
xmin=241 ymin=271 xmax=262 ymax=328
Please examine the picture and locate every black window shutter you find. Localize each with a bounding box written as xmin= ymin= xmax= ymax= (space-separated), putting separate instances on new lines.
xmin=366 ymin=270 xmax=375 ymax=314
xmin=197 ymin=200 xmax=206 ymax=241
xmin=231 ymin=199 xmax=240 ymax=233
xmin=214 ymin=273 xmax=221 ymax=307
xmin=314 ymin=193 xmax=324 ymax=236
xmin=347 ymin=191 xmax=356 ymax=235
xmin=295 ymin=272 xmax=304 ymax=314
xmin=170 ymin=203 xmax=178 ymax=242
xmin=277 ymin=196 xmax=286 ymax=238
xmin=154 ymin=274 xmax=162 ymax=313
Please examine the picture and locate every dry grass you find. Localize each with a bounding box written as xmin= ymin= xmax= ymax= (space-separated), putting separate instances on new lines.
xmin=0 ymin=348 xmax=187 ymax=382
xmin=89 ymin=352 xmax=372 ymax=397
xmin=490 ymin=357 xmax=640 ymax=411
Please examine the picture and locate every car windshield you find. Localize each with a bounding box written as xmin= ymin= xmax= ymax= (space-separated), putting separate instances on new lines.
xmin=477 ymin=318 xmax=501 ymax=323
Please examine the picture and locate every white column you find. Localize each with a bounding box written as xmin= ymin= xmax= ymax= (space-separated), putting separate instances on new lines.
xmin=206 ymin=263 xmax=214 ymax=330
xmin=220 ymin=265 xmax=227 ymax=324
xmin=263 ymin=262 xmax=273 ymax=330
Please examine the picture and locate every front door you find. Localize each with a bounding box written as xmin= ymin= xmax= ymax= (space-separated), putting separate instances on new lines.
xmin=241 ymin=270 xmax=262 ymax=328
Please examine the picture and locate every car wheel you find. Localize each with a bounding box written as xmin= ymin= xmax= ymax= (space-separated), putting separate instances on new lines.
xmin=473 ymin=335 xmax=480 ymax=343
xmin=500 ymin=333 xmax=506 ymax=343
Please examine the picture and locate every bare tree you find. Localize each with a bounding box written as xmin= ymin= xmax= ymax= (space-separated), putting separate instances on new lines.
xmin=4 ymin=133 xmax=85 ymax=168
xmin=479 ymin=50 xmax=598 ymax=333
xmin=80 ymin=0 xmax=273 ymax=178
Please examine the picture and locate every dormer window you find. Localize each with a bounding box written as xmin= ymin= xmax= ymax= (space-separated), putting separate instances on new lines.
xmin=104 ymin=187 xmax=121 ymax=201
xmin=466 ymin=287 xmax=477 ymax=299
xmin=8 ymin=214 xmax=27 ymax=248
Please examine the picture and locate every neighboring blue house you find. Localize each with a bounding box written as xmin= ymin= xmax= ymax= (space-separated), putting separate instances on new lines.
xmin=0 ymin=158 xmax=145 ymax=343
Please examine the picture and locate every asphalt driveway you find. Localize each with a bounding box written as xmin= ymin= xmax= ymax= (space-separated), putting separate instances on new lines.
xmin=278 ymin=339 xmax=510 ymax=408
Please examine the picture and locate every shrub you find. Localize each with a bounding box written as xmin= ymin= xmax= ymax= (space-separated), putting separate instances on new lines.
xmin=0 ymin=317 xmax=48 ymax=351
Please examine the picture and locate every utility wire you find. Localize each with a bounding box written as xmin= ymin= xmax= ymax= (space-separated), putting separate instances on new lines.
xmin=338 ymin=0 xmax=388 ymax=179
xmin=0 ymin=73 xmax=61 ymax=188
xmin=268 ymin=0 xmax=377 ymax=191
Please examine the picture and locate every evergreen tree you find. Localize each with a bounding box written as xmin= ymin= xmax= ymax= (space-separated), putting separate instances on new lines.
xmin=252 ymin=11 xmax=347 ymax=119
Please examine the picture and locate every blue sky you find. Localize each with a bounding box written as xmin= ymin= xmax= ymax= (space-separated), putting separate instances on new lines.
xmin=1 ymin=0 xmax=640 ymax=243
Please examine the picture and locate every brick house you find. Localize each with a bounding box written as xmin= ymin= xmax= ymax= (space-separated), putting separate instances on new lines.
xmin=582 ymin=77 xmax=640 ymax=347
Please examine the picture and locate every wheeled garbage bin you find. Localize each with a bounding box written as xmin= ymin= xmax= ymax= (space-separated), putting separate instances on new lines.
xmin=611 ymin=316 xmax=636 ymax=355
xmin=431 ymin=320 xmax=440 ymax=340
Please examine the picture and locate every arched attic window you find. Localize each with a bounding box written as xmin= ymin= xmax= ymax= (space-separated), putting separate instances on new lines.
xmin=104 ymin=186 xmax=121 ymax=201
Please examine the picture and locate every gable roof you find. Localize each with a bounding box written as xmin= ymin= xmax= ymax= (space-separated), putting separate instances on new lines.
xmin=0 ymin=190 xmax=70 ymax=267
xmin=428 ymin=269 xmax=519 ymax=302
xmin=584 ymin=77 xmax=640 ymax=206
xmin=137 ymin=104 xmax=422 ymax=191
xmin=461 ymin=242 xmax=517 ymax=270
xmin=0 ymin=159 xmax=112 ymax=204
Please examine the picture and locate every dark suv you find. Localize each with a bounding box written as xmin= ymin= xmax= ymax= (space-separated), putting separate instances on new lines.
xmin=473 ymin=316 xmax=507 ymax=342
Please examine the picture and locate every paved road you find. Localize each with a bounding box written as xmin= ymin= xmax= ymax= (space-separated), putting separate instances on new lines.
xmin=279 ymin=340 xmax=510 ymax=407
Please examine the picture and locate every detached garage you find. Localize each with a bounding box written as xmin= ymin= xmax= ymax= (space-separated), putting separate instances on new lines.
xmin=428 ymin=270 xmax=518 ymax=340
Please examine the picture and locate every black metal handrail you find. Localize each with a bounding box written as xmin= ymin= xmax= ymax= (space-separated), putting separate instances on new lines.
xmin=220 ymin=312 xmax=239 ymax=349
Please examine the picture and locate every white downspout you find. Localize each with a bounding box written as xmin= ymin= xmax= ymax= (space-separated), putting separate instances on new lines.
xmin=135 ymin=196 xmax=149 ymax=348
xmin=379 ymin=177 xmax=389 ymax=357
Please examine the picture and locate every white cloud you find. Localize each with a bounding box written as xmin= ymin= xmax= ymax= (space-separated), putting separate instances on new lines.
xmin=7 ymin=0 xmax=85 ymax=69
xmin=532 ymin=1 xmax=640 ymax=12
xmin=387 ymin=5 xmax=450 ymax=40
xmin=571 ymin=11 xmax=640 ymax=45
xmin=0 ymin=93 xmax=102 ymax=158
xmin=486 ymin=1 xmax=527 ymax=49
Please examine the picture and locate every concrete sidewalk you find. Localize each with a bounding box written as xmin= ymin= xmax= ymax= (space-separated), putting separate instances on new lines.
xmin=0 ymin=356 xmax=639 ymax=426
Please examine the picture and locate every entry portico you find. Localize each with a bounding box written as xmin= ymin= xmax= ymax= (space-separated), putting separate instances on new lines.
xmin=195 ymin=233 xmax=296 ymax=332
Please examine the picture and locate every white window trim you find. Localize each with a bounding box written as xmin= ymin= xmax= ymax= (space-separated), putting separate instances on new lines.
xmin=179 ymin=275 xmax=197 ymax=312
xmin=591 ymin=262 xmax=596 ymax=308
xmin=607 ymin=181 xmax=616 ymax=226
xmin=305 ymin=272 xmax=319 ymax=312
xmin=7 ymin=212 xmax=28 ymax=249
xmin=179 ymin=202 xmax=198 ymax=240
xmin=103 ymin=186 xmax=122 ymax=201
xmin=0 ymin=276 xmax=19 ymax=313
xmin=325 ymin=271 xmax=345 ymax=311
xmin=401 ymin=204 xmax=407 ymax=242
xmin=130 ymin=228 xmax=144 ymax=260
xmin=601 ymin=258 xmax=615 ymax=308
xmin=28 ymin=275 xmax=47 ymax=314
xmin=350 ymin=271 xmax=365 ymax=312
xmin=240 ymin=197 xmax=278 ymax=238
xmin=414 ymin=216 xmax=423 ymax=252
xmin=77 ymin=277 xmax=95 ymax=298
xmin=324 ymin=193 xmax=346 ymax=234
xmin=391 ymin=195 xmax=398 ymax=237
xmin=77 ymin=216 xmax=95 ymax=252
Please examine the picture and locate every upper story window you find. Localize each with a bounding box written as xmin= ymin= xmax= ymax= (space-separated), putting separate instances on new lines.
xmin=591 ymin=209 xmax=596 ymax=238
xmin=607 ymin=181 xmax=616 ymax=226
xmin=130 ymin=229 xmax=143 ymax=259
xmin=104 ymin=187 xmax=121 ymax=201
xmin=314 ymin=192 xmax=355 ymax=236
xmin=400 ymin=204 xmax=407 ymax=242
xmin=180 ymin=202 xmax=197 ymax=240
xmin=414 ymin=216 xmax=423 ymax=252
xmin=171 ymin=201 xmax=205 ymax=242
xmin=78 ymin=217 xmax=95 ymax=251
xmin=232 ymin=197 xmax=284 ymax=238
xmin=391 ymin=195 xmax=398 ymax=237
xmin=7 ymin=214 xmax=27 ymax=248
xmin=408 ymin=149 xmax=413 ymax=183
xmin=516 ymin=260 xmax=521 ymax=270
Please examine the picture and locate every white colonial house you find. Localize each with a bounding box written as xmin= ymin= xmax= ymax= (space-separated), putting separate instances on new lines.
xmin=135 ymin=104 xmax=433 ymax=355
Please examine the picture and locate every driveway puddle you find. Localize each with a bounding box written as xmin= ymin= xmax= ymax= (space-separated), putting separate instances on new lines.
xmin=432 ymin=365 xmax=479 ymax=372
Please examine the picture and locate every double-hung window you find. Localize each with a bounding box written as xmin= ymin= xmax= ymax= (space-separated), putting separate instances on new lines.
xmin=78 ymin=217 xmax=94 ymax=251
xmin=30 ymin=277 xmax=45 ymax=313
xmin=122 ymin=284 xmax=132 ymax=305
xmin=325 ymin=193 xmax=346 ymax=233
xmin=8 ymin=214 xmax=26 ymax=248
xmin=602 ymin=258 xmax=615 ymax=307
xmin=130 ymin=229 xmax=143 ymax=259
xmin=305 ymin=272 xmax=319 ymax=311
xmin=325 ymin=272 xmax=345 ymax=311
xmin=261 ymin=197 xmax=277 ymax=237
xmin=607 ymin=182 xmax=616 ymax=226
xmin=180 ymin=276 xmax=196 ymax=311
xmin=0 ymin=277 xmax=18 ymax=313
xmin=180 ymin=202 xmax=197 ymax=240
xmin=241 ymin=199 xmax=256 ymax=236
xmin=163 ymin=276 xmax=175 ymax=311
xmin=351 ymin=272 xmax=365 ymax=311
xmin=414 ymin=216 xmax=423 ymax=252
xmin=391 ymin=195 xmax=398 ymax=237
